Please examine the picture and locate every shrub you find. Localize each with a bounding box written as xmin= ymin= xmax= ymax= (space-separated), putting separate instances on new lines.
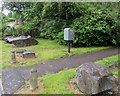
xmin=39 ymin=3 xmax=119 ymax=47
xmin=56 ymin=9 xmax=119 ymax=47
xmin=7 ymin=18 xmax=15 ymax=22
xmin=40 ymin=20 xmax=66 ymax=40
xmin=0 ymin=24 xmax=10 ymax=37
xmin=3 ymin=27 xmax=16 ymax=37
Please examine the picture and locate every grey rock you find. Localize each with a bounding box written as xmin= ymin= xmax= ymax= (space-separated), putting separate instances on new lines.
xmin=22 ymin=50 xmax=35 ymax=58
xmin=3 ymin=37 xmax=14 ymax=43
xmin=76 ymin=62 xmax=118 ymax=94
xmin=3 ymin=36 xmax=38 ymax=47
xmin=14 ymin=49 xmax=27 ymax=53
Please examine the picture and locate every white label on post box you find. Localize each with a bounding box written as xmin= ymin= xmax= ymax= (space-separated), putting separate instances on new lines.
xmin=64 ymin=28 xmax=74 ymax=40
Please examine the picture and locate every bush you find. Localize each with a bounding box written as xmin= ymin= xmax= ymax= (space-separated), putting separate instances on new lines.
xmin=38 ymin=3 xmax=119 ymax=47
xmin=2 ymin=25 xmax=24 ymax=37
xmin=56 ymin=9 xmax=119 ymax=47
xmin=20 ymin=17 xmax=40 ymax=37
xmin=40 ymin=20 xmax=66 ymax=40
xmin=7 ymin=18 xmax=15 ymax=22
xmin=0 ymin=24 xmax=10 ymax=37
xmin=3 ymin=2 xmax=119 ymax=47
xmin=56 ymin=32 xmax=67 ymax=45
xmin=3 ymin=27 xmax=16 ymax=37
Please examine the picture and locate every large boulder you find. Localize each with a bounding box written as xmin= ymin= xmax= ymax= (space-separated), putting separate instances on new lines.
xmin=76 ymin=62 xmax=118 ymax=95
xmin=3 ymin=36 xmax=38 ymax=47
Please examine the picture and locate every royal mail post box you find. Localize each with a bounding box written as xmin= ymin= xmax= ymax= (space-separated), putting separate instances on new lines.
xmin=64 ymin=28 xmax=74 ymax=40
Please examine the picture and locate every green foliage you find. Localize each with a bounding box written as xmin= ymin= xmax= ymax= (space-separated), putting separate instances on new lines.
xmin=40 ymin=20 xmax=66 ymax=39
xmin=0 ymin=24 xmax=10 ymax=37
xmin=56 ymin=32 xmax=67 ymax=45
xmin=21 ymin=17 xmax=40 ymax=37
xmin=8 ymin=13 xmax=12 ymax=18
xmin=40 ymin=2 xmax=119 ymax=46
xmin=12 ymin=12 xmax=20 ymax=20
xmin=70 ymin=9 xmax=119 ymax=46
xmin=7 ymin=18 xmax=15 ymax=22
xmin=3 ymin=2 xmax=119 ymax=46
xmin=3 ymin=27 xmax=16 ymax=37
xmin=0 ymin=12 xmax=8 ymax=23
xmin=42 ymin=3 xmax=82 ymax=21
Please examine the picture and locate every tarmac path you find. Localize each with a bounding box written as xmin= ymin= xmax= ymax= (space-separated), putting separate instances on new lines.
xmin=1 ymin=47 xmax=119 ymax=94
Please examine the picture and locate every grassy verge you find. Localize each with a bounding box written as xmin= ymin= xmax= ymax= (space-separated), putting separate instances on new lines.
xmin=38 ymin=54 xmax=119 ymax=94
xmin=96 ymin=54 xmax=120 ymax=78
xmin=39 ymin=68 xmax=77 ymax=94
xmin=1 ymin=39 xmax=110 ymax=68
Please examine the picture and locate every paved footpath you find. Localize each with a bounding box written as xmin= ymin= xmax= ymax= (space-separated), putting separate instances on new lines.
xmin=0 ymin=69 xmax=4 ymax=95
xmin=1 ymin=48 xmax=119 ymax=94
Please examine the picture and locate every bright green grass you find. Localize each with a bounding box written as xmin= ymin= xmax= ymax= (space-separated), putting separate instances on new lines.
xmin=96 ymin=54 xmax=120 ymax=78
xmin=1 ymin=39 xmax=110 ymax=68
xmin=39 ymin=68 xmax=77 ymax=94
xmin=38 ymin=54 xmax=119 ymax=94
xmin=96 ymin=54 xmax=119 ymax=67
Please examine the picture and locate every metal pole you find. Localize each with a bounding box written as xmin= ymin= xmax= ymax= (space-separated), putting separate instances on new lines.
xmin=68 ymin=40 xmax=70 ymax=53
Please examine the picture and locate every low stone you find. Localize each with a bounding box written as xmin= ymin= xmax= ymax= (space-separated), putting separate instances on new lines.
xmin=3 ymin=36 xmax=38 ymax=47
xmin=22 ymin=50 xmax=35 ymax=58
xmin=76 ymin=62 xmax=118 ymax=95
xmin=3 ymin=37 xmax=14 ymax=43
xmin=14 ymin=49 xmax=27 ymax=53
xmin=10 ymin=50 xmax=16 ymax=64
xmin=30 ymin=69 xmax=38 ymax=91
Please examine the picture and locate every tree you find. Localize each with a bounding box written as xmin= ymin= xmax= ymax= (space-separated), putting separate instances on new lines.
xmin=0 ymin=12 xmax=8 ymax=22
xmin=2 ymin=2 xmax=33 ymax=23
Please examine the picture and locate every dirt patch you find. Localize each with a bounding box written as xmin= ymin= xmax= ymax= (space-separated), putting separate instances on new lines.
xmin=5 ymin=55 xmax=39 ymax=66
xmin=5 ymin=61 xmax=19 ymax=65
xmin=109 ymin=64 xmax=118 ymax=69
xmin=17 ymin=56 xmax=38 ymax=61
xmin=14 ymin=80 xmax=44 ymax=94
xmin=10 ymin=45 xmax=17 ymax=48
xmin=64 ymin=51 xmax=75 ymax=54
xmin=67 ymin=78 xmax=83 ymax=94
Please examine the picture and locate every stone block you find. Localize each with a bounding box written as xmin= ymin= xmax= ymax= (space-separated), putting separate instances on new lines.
xmin=14 ymin=49 xmax=27 ymax=53
xmin=76 ymin=62 xmax=118 ymax=94
xmin=22 ymin=50 xmax=35 ymax=58
xmin=3 ymin=36 xmax=38 ymax=47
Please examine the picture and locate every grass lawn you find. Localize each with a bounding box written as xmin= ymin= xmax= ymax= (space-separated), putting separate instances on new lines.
xmin=37 ymin=54 xmax=119 ymax=94
xmin=1 ymin=39 xmax=110 ymax=68
xmin=96 ymin=54 xmax=120 ymax=78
